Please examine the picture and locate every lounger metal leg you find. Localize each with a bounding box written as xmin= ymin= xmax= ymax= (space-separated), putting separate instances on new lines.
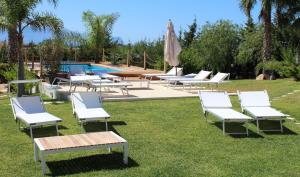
xmin=105 ymin=120 xmax=108 ymax=131
xmin=81 ymin=122 xmax=84 ymax=132
xmin=30 ymin=126 xmax=33 ymax=140
xmin=256 ymin=119 xmax=260 ymax=133
xmin=246 ymin=122 xmax=249 ymax=136
xmin=34 ymin=143 xmax=39 ymax=161
xmin=40 ymin=152 xmax=46 ymax=175
xmin=18 ymin=119 xmax=20 ymax=130
xmin=123 ymin=142 xmax=128 ymax=164
xmin=56 ymin=124 xmax=59 ymax=136
xmin=223 ymin=121 xmax=225 ymax=135
xmin=280 ymin=119 xmax=283 ymax=133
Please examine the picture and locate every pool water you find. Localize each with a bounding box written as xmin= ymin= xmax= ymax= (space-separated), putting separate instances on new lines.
xmin=60 ymin=64 xmax=120 ymax=74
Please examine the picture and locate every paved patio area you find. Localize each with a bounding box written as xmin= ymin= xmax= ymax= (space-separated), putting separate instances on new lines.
xmin=46 ymin=80 xmax=207 ymax=101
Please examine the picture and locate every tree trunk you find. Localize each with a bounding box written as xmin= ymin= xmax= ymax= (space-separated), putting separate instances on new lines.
xmin=275 ymin=2 xmax=283 ymax=29
xmin=8 ymin=26 xmax=18 ymax=65
xmin=297 ymin=44 xmax=300 ymax=65
xmin=262 ymin=0 xmax=272 ymax=76
xmin=17 ymin=24 xmax=25 ymax=97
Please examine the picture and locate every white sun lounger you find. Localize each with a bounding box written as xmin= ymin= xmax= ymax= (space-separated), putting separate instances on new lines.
xmin=142 ymin=67 xmax=183 ymax=80
xmin=10 ymin=96 xmax=62 ymax=139
xmin=160 ymin=70 xmax=212 ymax=86
xmin=88 ymin=80 xmax=133 ymax=95
xmin=198 ymin=91 xmax=251 ymax=135
xmin=71 ymin=92 xmax=110 ymax=131
xmin=99 ymin=73 xmax=121 ymax=81
xmin=181 ymin=72 xmax=229 ymax=89
xmin=70 ymin=75 xmax=104 ymax=92
xmin=238 ymin=90 xmax=288 ymax=133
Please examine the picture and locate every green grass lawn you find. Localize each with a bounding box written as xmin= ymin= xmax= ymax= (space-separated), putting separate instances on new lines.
xmin=0 ymin=79 xmax=300 ymax=177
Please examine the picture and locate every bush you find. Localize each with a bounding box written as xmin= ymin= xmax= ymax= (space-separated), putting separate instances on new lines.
xmin=0 ymin=64 xmax=37 ymax=92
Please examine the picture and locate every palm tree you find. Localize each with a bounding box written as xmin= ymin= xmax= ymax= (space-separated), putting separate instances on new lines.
xmin=82 ymin=11 xmax=119 ymax=63
xmin=239 ymin=0 xmax=257 ymax=32
xmin=240 ymin=0 xmax=272 ymax=75
xmin=0 ymin=0 xmax=63 ymax=96
xmin=279 ymin=0 xmax=300 ymax=63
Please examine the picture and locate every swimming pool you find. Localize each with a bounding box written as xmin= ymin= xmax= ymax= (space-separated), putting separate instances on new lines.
xmin=60 ymin=64 xmax=120 ymax=74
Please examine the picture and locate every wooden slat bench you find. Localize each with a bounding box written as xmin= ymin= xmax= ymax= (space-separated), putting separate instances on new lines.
xmin=34 ymin=131 xmax=128 ymax=175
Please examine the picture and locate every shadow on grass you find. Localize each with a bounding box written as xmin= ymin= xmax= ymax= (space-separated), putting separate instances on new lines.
xmin=21 ymin=125 xmax=68 ymax=138
xmin=254 ymin=120 xmax=298 ymax=135
xmin=213 ymin=122 xmax=263 ymax=138
xmin=83 ymin=121 xmax=127 ymax=135
xmin=46 ymin=152 xmax=139 ymax=176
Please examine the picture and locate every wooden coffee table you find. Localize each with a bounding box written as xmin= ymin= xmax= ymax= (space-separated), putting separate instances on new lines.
xmin=34 ymin=131 xmax=128 ymax=175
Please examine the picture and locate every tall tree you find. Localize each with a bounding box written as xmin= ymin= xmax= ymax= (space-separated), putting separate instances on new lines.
xmin=0 ymin=0 xmax=63 ymax=96
xmin=239 ymin=0 xmax=257 ymax=32
xmin=239 ymin=0 xmax=273 ymax=75
xmin=82 ymin=11 xmax=119 ymax=63
xmin=260 ymin=0 xmax=272 ymax=75
xmin=183 ymin=18 xmax=197 ymax=48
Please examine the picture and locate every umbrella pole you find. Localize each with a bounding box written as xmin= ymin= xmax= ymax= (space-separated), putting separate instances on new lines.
xmin=164 ymin=60 xmax=167 ymax=73
xmin=175 ymin=66 xmax=177 ymax=76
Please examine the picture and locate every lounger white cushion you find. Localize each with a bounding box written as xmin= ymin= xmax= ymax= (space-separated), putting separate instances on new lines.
xmin=72 ymin=92 xmax=110 ymax=120
xmin=206 ymin=108 xmax=251 ymax=122
xmin=75 ymin=108 xmax=110 ymax=121
xmin=16 ymin=113 xmax=62 ymax=125
xmin=244 ymin=107 xmax=286 ymax=118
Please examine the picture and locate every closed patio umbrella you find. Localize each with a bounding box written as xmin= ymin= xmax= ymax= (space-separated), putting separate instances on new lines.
xmin=164 ymin=20 xmax=182 ymax=75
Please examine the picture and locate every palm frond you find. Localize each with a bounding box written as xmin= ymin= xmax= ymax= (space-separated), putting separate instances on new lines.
xmin=23 ymin=12 xmax=63 ymax=35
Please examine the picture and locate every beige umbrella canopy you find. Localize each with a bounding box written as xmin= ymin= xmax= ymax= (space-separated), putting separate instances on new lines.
xmin=164 ymin=20 xmax=182 ymax=73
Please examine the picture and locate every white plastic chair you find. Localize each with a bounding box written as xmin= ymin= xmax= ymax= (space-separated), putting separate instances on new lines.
xmin=238 ymin=90 xmax=288 ymax=133
xmin=198 ymin=91 xmax=251 ymax=135
xmin=71 ymin=92 xmax=110 ymax=131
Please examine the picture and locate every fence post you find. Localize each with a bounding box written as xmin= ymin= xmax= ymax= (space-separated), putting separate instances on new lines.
xmin=102 ymin=48 xmax=105 ymax=62
xmin=39 ymin=47 xmax=43 ymax=78
xmin=127 ymin=50 xmax=130 ymax=67
xmin=164 ymin=59 xmax=167 ymax=73
xmin=144 ymin=51 xmax=146 ymax=70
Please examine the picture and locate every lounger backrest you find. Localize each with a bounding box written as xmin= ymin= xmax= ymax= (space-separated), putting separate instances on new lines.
xmin=69 ymin=65 xmax=86 ymax=76
xmin=11 ymin=96 xmax=45 ymax=117
xmin=194 ymin=70 xmax=211 ymax=80
xmin=238 ymin=91 xmax=271 ymax=107
xmin=166 ymin=67 xmax=183 ymax=75
xmin=198 ymin=91 xmax=232 ymax=109
xmin=72 ymin=92 xmax=102 ymax=111
xmin=209 ymin=72 xmax=229 ymax=83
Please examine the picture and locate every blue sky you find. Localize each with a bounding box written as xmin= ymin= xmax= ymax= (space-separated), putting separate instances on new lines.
xmin=1 ymin=0 xmax=261 ymax=43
